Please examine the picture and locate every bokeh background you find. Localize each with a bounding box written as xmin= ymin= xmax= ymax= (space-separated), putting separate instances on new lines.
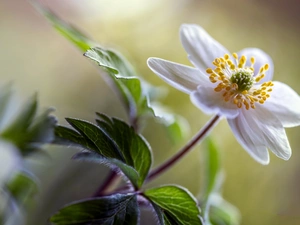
xmin=1 ymin=0 xmax=300 ymax=224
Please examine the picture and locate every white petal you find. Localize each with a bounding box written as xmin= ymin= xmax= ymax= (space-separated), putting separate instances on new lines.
xmin=228 ymin=105 xmax=291 ymax=164
xmin=264 ymin=81 xmax=300 ymax=127
xmin=227 ymin=114 xmax=270 ymax=164
xmin=190 ymin=86 xmax=239 ymax=119
xmin=147 ymin=57 xmax=208 ymax=94
xmin=237 ymin=48 xmax=274 ymax=82
xmin=180 ymin=24 xmax=229 ymax=71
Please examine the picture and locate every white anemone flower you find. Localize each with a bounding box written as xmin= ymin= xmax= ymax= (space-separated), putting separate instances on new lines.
xmin=147 ymin=24 xmax=300 ymax=164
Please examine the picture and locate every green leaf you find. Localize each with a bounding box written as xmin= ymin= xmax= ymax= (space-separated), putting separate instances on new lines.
xmin=84 ymin=48 xmax=154 ymax=123
xmin=202 ymin=138 xmax=221 ymax=202
xmin=0 ymin=92 xmax=56 ymax=155
xmin=84 ymin=47 xmax=189 ymax=139
xmin=150 ymin=203 xmax=165 ymax=225
xmin=84 ymin=47 xmax=127 ymax=75
xmin=50 ymin=193 xmax=139 ymax=225
xmin=26 ymin=108 xmax=56 ymax=149
xmin=117 ymin=77 xmax=153 ymax=118
xmin=200 ymin=139 xmax=240 ymax=225
xmin=96 ymin=113 xmax=152 ymax=183
xmin=37 ymin=6 xmax=189 ymax=139
xmin=6 ymin=172 xmax=38 ymax=206
xmin=151 ymin=103 xmax=189 ymax=144
xmin=1 ymin=94 xmax=38 ymax=139
xmin=145 ymin=185 xmax=203 ymax=225
xmin=54 ymin=125 xmax=98 ymax=150
xmin=55 ymin=115 xmax=152 ymax=188
xmin=66 ymin=118 xmax=124 ymax=160
xmin=36 ymin=5 xmax=92 ymax=52
xmin=96 ymin=114 xmax=152 ymax=187
xmin=73 ymin=151 xmax=139 ymax=187
xmin=209 ymin=195 xmax=240 ymax=225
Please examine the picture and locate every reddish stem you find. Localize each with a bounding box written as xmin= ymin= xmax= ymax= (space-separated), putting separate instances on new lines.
xmin=146 ymin=115 xmax=221 ymax=182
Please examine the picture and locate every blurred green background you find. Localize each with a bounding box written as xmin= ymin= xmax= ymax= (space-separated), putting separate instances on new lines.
xmin=1 ymin=0 xmax=300 ymax=224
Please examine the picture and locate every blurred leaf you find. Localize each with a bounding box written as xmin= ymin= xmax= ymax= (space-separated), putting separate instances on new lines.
xmin=151 ymin=103 xmax=189 ymax=144
xmin=0 ymin=91 xmax=56 ymax=155
xmin=26 ymin=108 xmax=57 ymax=149
xmin=0 ymin=83 xmax=13 ymax=130
xmin=200 ymin=139 xmax=240 ymax=225
xmin=55 ymin=115 xmax=152 ymax=188
xmin=166 ymin=119 xmax=186 ymax=143
xmin=202 ymin=138 xmax=221 ymax=202
xmin=145 ymin=185 xmax=203 ymax=225
xmin=209 ymin=195 xmax=240 ymax=225
xmin=50 ymin=193 xmax=139 ymax=225
xmin=1 ymin=94 xmax=37 ymax=138
xmin=117 ymin=77 xmax=153 ymax=119
xmin=36 ymin=5 xmax=92 ymax=52
xmin=200 ymin=138 xmax=221 ymax=224
xmin=6 ymin=172 xmax=38 ymax=207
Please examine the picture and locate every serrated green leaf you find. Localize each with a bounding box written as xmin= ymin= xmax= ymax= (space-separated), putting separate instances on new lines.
xmin=145 ymin=185 xmax=203 ymax=225
xmin=55 ymin=115 xmax=152 ymax=188
xmin=50 ymin=193 xmax=139 ymax=225
xmin=54 ymin=125 xmax=98 ymax=150
xmin=84 ymin=47 xmax=120 ymax=74
xmin=96 ymin=114 xmax=152 ymax=187
xmin=73 ymin=151 xmax=139 ymax=187
xmin=84 ymin=48 xmax=154 ymax=124
xmin=203 ymin=138 xmax=221 ymax=202
xmin=95 ymin=113 xmax=113 ymax=126
xmin=84 ymin=47 xmax=136 ymax=77
xmin=66 ymin=118 xmax=124 ymax=160
xmin=6 ymin=172 xmax=38 ymax=206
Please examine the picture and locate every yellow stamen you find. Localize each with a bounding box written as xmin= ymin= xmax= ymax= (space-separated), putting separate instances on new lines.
xmin=206 ymin=68 xmax=213 ymax=74
xmin=207 ymin=52 xmax=273 ymax=110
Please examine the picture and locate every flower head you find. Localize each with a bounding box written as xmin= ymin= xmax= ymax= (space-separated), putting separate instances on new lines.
xmin=147 ymin=24 xmax=300 ymax=164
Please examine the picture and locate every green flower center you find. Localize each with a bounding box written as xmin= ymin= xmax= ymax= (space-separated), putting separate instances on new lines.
xmin=230 ymin=71 xmax=254 ymax=92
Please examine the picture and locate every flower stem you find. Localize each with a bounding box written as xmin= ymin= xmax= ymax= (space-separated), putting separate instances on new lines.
xmin=93 ymin=170 xmax=119 ymax=197
xmin=146 ymin=114 xmax=221 ymax=182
